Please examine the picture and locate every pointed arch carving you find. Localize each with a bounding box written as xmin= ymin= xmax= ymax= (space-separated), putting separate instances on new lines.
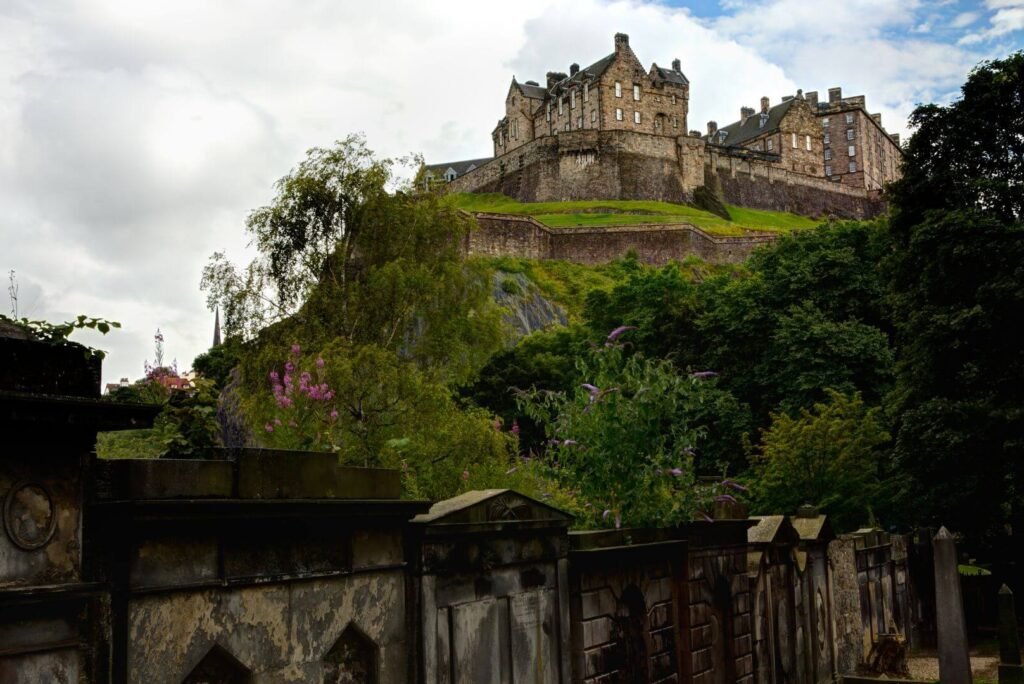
xmin=322 ymin=621 xmax=378 ymax=684
xmin=182 ymin=643 xmax=251 ymax=684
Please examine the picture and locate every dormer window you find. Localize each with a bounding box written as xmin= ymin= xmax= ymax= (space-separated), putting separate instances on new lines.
xmin=444 ymin=169 xmax=457 ymax=182
xmin=615 ymin=81 xmax=622 ymax=98
xmin=718 ymin=130 xmax=727 ymax=143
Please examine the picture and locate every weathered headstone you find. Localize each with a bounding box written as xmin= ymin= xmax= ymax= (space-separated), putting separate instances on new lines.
xmin=934 ymin=526 xmax=973 ymax=683
xmin=998 ymin=584 xmax=1024 ymax=684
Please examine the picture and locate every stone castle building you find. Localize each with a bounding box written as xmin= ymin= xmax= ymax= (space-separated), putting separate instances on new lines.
xmin=426 ymin=33 xmax=903 ymax=219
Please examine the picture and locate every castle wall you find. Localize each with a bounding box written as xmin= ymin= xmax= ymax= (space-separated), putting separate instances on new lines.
xmin=470 ymin=213 xmax=775 ymax=265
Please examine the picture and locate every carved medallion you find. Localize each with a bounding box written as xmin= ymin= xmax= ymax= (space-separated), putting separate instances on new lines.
xmin=487 ymin=494 xmax=531 ymax=521
xmin=3 ymin=481 xmax=57 ymax=550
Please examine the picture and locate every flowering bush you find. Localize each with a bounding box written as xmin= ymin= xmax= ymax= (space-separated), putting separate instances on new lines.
xmin=261 ymin=344 xmax=340 ymax=452
xmin=517 ymin=327 xmax=747 ymax=529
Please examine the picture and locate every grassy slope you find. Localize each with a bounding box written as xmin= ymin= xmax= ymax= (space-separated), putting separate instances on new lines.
xmin=453 ymin=193 xmax=820 ymax=235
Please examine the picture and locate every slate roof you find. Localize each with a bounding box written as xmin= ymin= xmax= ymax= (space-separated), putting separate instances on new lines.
xmin=516 ymin=80 xmax=548 ymax=99
xmin=423 ymin=157 xmax=492 ymax=178
xmin=652 ymin=64 xmax=689 ymax=85
xmin=556 ymin=53 xmax=617 ymax=90
xmin=713 ymin=98 xmax=797 ymax=146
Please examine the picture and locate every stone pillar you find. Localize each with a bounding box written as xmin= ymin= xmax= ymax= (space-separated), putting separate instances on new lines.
xmin=934 ymin=526 xmax=973 ymax=684
xmin=999 ymin=584 xmax=1024 ymax=683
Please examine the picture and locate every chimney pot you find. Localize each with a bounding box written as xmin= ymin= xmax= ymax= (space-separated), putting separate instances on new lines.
xmin=760 ymin=96 xmax=770 ymax=114
xmin=672 ymin=58 xmax=681 ymax=71
xmin=828 ymin=87 xmax=842 ymax=103
xmin=806 ymin=90 xmax=819 ymax=108
xmin=740 ymin=106 xmax=754 ymax=125
xmin=707 ymin=120 xmax=718 ymax=136
xmin=614 ymin=33 xmax=629 ymax=51
xmin=570 ymin=63 xmax=579 ymax=76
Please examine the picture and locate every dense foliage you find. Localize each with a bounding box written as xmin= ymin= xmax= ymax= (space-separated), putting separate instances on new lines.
xmin=886 ymin=52 xmax=1024 ymax=553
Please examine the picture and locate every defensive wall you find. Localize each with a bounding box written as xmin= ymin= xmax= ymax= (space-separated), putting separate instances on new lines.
xmin=447 ymin=129 xmax=886 ymax=220
xmin=465 ymin=212 xmax=778 ymax=265
xmin=1 ymin=330 xmax=939 ymax=683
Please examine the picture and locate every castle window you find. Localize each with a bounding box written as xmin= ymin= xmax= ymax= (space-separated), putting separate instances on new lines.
xmin=849 ymin=161 xmax=857 ymax=173
xmin=571 ymin=89 xmax=576 ymax=109
xmin=791 ymin=133 xmax=797 ymax=148
xmin=767 ymin=139 xmax=773 ymax=151
xmin=845 ymin=112 xmax=854 ymax=124
xmin=546 ymin=103 xmax=551 ymax=122
xmin=824 ymin=149 xmax=832 ymax=160
xmin=591 ymin=110 xmax=597 ymax=123
xmin=615 ymin=81 xmax=622 ymax=98
xmin=671 ymin=94 xmax=677 ymax=105
xmin=805 ymin=135 xmax=811 ymax=150
xmin=577 ymin=116 xmax=582 ymax=129
xmin=846 ymin=128 xmax=855 ymax=140
xmin=848 ymin=145 xmax=856 ymax=157
xmin=558 ymin=97 xmax=563 ymax=115
xmin=825 ymin=164 xmax=832 ymax=176
xmin=565 ymin=122 xmax=570 ymax=131
xmin=634 ymin=111 xmax=641 ymax=124
xmin=584 ymin=83 xmax=589 ymax=101
xmin=672 ymin=116 xmax=678 ymax=128
xmin=822 ymin=117 xmax=830 ymax=127
xmin=616 ymin=108 xmax=623 ymax=121
xmin=824 ymin=132 xmax=830 ymax=144
xmin=633 ymin=84 xmax=641 ymax=101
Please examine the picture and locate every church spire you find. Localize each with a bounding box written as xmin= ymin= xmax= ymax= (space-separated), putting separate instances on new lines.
xmin=212 ymin=307 xmax=222 ymax=347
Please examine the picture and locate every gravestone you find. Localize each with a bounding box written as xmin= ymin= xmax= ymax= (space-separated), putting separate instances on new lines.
xmin=934 ymin=526 xmax=972 ymax=684
xmin=998 ymin=584 xmax=1023 ymax=684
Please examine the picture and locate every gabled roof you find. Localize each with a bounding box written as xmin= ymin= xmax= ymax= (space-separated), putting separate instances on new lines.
xmin=413 ymin=488 xmax=573 ymax=525
xmin=423 ymin=157 xmax=492 ymax=177
xmin=553 ymin=53 xmax=617 ymax=92
xmin=747 ymin=515 xmax=800 ymax=545
xmin=713 ymin=98 xmax=797 ymax=147
xmin=516 ymin=80 xmax=548 ymax=100
xmin=789 ymin=514 xmax=834 ymax=543
xmin=652 ymin=64 xmax=689 ymax=86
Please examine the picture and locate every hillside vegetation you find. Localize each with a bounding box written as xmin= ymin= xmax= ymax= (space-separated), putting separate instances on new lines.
xmin=452 ymin=192 xmax=821 ymax=234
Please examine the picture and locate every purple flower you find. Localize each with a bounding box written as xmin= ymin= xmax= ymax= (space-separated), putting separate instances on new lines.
xmin=285 ymin=362 xmax=295 ymax=373
xmin=690 ymin=371 xmax=719 ymax=379
xmin=329 ymin=409 xmax=339 ymax=420
xmin=264 ymin=423 xmax=274 ymax=432
xmin=315 ymin=357 xmax=325 ymax=369
xmin=290 ymin=344 xmax=301 ymax=355
xmin=511 ymin=420 xmax=520 ymax=436
xmin=722 ymin=479 xmax=749 ymax=492
xmin=670 ymin=467 xmax=683 ymax=477
xmin=602 ymin=509 xmax=611 ymax=520
xmin=276 ymin=396 xmax=293 ymax=409
xmin=269 ymin=371 xmax=279 ymax=382
xmin=715 ymin=494 xmax=738 ymax=504
xmin=461 ymin=469 xmax=470 ymax=481
xmin=606 ymin=325 xmax=637 ymax=344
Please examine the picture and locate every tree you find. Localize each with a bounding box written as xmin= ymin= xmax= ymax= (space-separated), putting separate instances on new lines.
xmin=886 ymin=52 xmax=1024 ymax=552
xmin=202 ymin=136 xmax=503 ymax=385
xmin=751 ymin=390 xmax=895 ymax=531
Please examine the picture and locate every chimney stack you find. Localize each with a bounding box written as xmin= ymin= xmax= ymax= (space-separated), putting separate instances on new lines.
xmin=760 ymin=96 xmax=770 ymax=114
xmin=546 ymin=71 xmax=566 ymax=89
xmin=672 ymin=58 xmax=681 ymax=72
xmin=707 ymin=120 xmax=718 ymax=136
xmin=740 ymin=106 xmax=755 ymax=125
xmin=891 ymin=133 xmax=901 ymax=146
xmin=871 ymin=112 xmax=882 ymax=126
xmin=614 ymin=32 xmax=630 ymax=53
xmin=806 ymin=90 xmax=819 ymax=108
xmin=828 ymin=87 xmax=842 ymax=103
xmin=570 ymin=63 xmax=579 ymax=77
xmin=797 ymin=89 xmax=804 ymax=100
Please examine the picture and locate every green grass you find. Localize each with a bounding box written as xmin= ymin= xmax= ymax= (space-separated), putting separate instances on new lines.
xmin=452 ymin=192 xmax=821 ymax=235
xmin=479 ymin=256 xmax=634 ymax=318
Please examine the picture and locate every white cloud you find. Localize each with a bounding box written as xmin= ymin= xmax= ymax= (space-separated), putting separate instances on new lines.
xmin=951 ymin=11 xmax=981 ymax=28
xmin=0 ymin=0 xmax=989 ymax=385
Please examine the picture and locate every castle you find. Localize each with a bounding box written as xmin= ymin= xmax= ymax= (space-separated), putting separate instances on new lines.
xmin=426 ymin=33 xmax=902 ymax=219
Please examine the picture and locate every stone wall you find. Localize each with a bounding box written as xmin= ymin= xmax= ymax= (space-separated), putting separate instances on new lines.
xmin=447 ymin=128 xmax=889 ymax=220
xmin=471 ymin=212 xmax=776 ymax=266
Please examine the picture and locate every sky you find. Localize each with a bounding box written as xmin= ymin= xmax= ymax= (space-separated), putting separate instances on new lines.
xmin=2 ymin=0 xmax=1021 ymax=385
